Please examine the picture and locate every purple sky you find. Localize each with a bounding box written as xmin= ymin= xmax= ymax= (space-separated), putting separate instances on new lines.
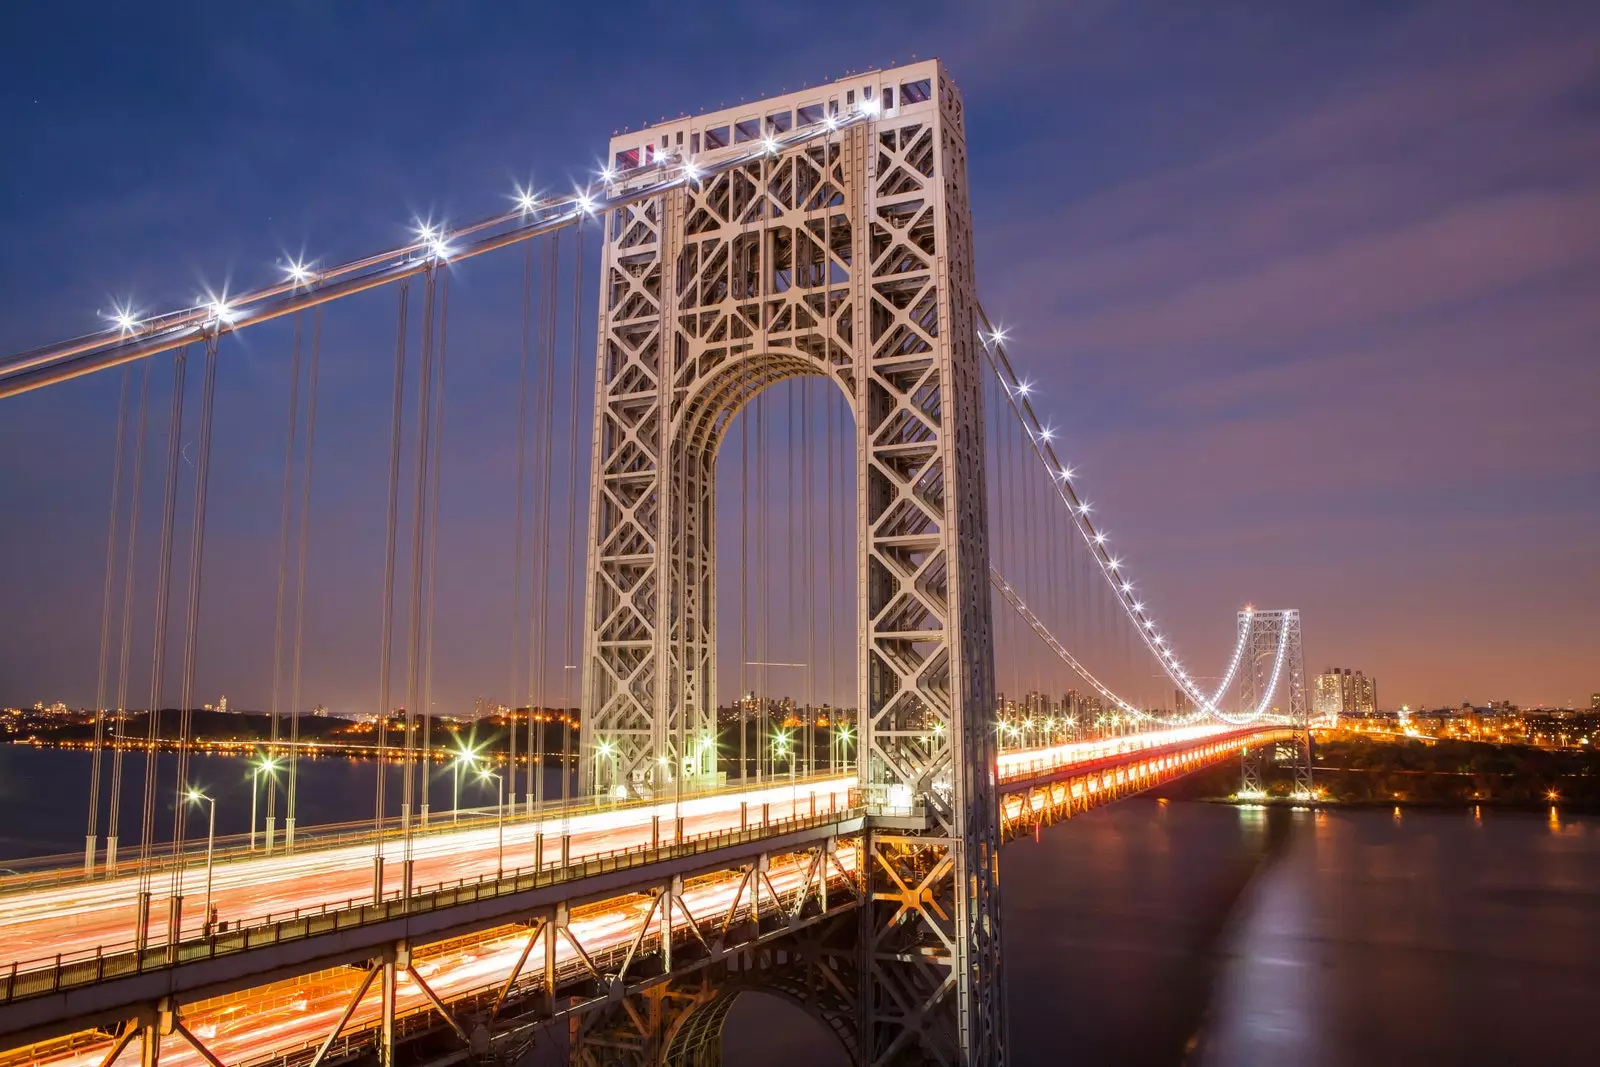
xmin=1 ymin=1 xmax=1595 ymax=714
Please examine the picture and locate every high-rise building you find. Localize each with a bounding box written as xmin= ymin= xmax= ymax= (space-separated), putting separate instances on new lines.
xmin=1591 ymin=692 xmax=1600 ymax=712
xmin=1314 ymin=667 xmax=1377 ymax=725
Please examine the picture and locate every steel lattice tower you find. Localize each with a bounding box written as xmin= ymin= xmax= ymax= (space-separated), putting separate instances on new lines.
xmin=1238 ymin=608 xmax=1312 ymax=796
xmin=580 ymin=60 xmax=1006 ymax=1064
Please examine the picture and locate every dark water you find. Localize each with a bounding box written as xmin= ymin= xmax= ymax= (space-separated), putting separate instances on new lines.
xmin=721 ymin=801 xmax=1600 ymax=1067
xmin=4 ymin=747 xmax=1597 ymax=1065
xmin=0 ymin=745 xmax=577 ymax=862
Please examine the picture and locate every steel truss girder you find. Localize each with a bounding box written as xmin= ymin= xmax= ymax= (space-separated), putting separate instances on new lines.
xmin=580 ymin=59 xmax=1005 ymax=1065
xmin=25 ymin=845 xmax=865 ymax=1067
xmin=570 ymin=911 xmax=865 ymax=1067
xmin=491 ymin=843 xmax=865 ymax=1063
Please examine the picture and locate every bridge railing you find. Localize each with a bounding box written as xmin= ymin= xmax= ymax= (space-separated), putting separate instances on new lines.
xmin=0 ymin=794 xmax=865 ymax=1007
xmin=0 ymin=769 xmax=855 ymax=896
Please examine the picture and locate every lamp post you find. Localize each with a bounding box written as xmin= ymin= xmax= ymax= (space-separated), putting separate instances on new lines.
xmin=249 ymin=756 xmax=280 ymax=851
xmin=595 ymin=739 xmax=616 ymax=800
xmin=185 ymin=789 xmax=216 ymax=936
xmin=450 ymin=740 xmax=480 ymax=824
xmin=479 ymin=768 xmax=505 ymax=878
xmin=835 ymin=724 xmax=854 ymax=777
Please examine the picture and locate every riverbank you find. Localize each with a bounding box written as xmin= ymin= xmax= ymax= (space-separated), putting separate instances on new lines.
xmin=1155 ymin=733 xmax=1600 ymax=805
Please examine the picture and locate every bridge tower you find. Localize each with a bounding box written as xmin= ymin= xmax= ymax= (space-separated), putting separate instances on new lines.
xmin=580 ymin=60 xmax=1006 ymax=1064
xmin=1238 ymin=608 xmax=1313 ymax=797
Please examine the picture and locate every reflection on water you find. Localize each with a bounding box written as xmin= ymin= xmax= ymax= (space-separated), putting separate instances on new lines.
xmin=3 ymin=748 xmax=1596 ymax=1066
xmin=724 ymin=801 xmax=1600 ymax=1067
xmin=1197 ymin=805 xmax=1600 ymax=1067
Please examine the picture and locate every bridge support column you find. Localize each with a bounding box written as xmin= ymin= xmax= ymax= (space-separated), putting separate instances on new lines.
xmin=662 ymin=878 xmax=674 ymax=972
xmin=380 ymin=945 xmax=405 ymax=1067
xmin=1240 ymin=746 xmax=1265 ymax=797
xmin=138 ymin=999 xmax=173 ymax=1067
xmin=544 ymin=910 xmax=557 ymax=1013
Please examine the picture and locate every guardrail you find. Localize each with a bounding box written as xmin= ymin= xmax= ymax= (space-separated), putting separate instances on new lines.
xmin=0 ymin=769 xmax=855 ymax=895
xmin=0 ymin=796 xmax=864 ymax=1007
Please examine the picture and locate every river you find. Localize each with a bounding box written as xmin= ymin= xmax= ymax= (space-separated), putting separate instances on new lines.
xmin=2 ymin=746 xmax=1595 ymax=1065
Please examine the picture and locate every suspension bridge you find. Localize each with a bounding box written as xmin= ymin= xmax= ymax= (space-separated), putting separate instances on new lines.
xmin=0 ymin=60 xmax=1316 ymax=1067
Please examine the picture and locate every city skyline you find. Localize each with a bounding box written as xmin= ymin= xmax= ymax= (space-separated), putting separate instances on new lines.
xmin=2 ymin=2 xmax=1597 ymax=716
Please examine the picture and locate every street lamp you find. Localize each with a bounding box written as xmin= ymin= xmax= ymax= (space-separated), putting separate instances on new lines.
xmin=478 ymin=768 xmax=505 ymax=878
xmin=249 ymin=756 xmax=281 ymax=851
xmin=450 ymin=739 xmax=480 ymax=823
xmin=595 ymin=739 xmax=616 ymax=798
xmin=185 ymin=789 xmax=216 ymax=936
xmin=774 ymin=731 xmax=793 ymax=779
xmin=834 ymin=725 xmax=854 ymax=775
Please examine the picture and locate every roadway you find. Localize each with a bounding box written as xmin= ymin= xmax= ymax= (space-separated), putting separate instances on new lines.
xmin=0 ymin=726 xmax=1246 ymax=975
xmin=0 ymin=776 xmax=852 ymax=975
xmin=1 ymin=724 xmax=1257 ymax=1067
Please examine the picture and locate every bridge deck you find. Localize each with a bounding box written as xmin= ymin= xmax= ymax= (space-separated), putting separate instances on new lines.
xmin=0 ymin=725 xmax=1286 ymax=1063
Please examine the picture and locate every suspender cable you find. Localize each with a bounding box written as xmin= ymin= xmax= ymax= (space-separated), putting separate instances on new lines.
xmin=287 ymin=309 xmax=322 ymax=851
xmin=560 ymin=219 xmax=584 ymax=811
xmin=86 ymin=368 xmax=133 ymax=876
xmin=421 ymin=267 xmax=450 ymax=823
xmin=739 ymin=346 xmax=749 ymax=780
xmin=509 ymin=243 xmax=533 ymax=809
xmin=373 ymin=283 xmax=410 ymax=902
xmin=167 ymin=332 xmax=221 ymax=949
xmin=531 ymin=233 xmax=559 ymax=813
xmin=756 ymin=389 xmax=767 ymax=783
xmin=1027 ymin=421 xmax=1042 ymax=705
xmin=107 ymin=361 xmax=152 ymax=876
xmin=824 ymin=368 xmax=835 ymax=765
xmin=402 ymin=266 xmax=439 ymax=890
xmin=802 ymin=380 xmax=813 ymax=777
xmin=785 ymin=382 xmax=794 ymax=774
xmin=134 ymin=347 xmax=188 ymax=954
xmin=266 ymin=315 xmax=305 ymax=853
